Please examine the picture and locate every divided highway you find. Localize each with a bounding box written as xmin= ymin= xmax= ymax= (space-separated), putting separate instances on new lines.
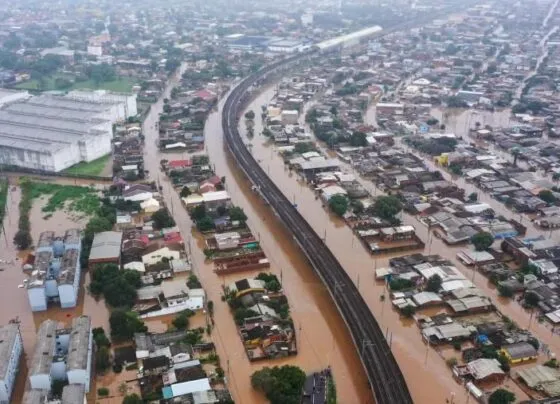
xmin=221 ymin=54 xmax=413 ymax=404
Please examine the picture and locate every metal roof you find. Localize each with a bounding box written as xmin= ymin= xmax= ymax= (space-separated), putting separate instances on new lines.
xmin=0 ymin=324 xmax=20 ymax=380
xmin=29 ymin=320 xmax=58 ymax=376
xmin=89 ymin=231 xmax=123 ymax=261
xmin=67 ymin=316 xmax=91 ymax=370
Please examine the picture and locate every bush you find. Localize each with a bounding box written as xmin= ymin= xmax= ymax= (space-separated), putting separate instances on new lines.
xmin=110 ymin=310 xmax=147 ymax=341
xmin=96 ymin=346 xmax=111 ymax=372
xmin=471 ymin=231 xmax=494 ymax=251
xmin=426 ymin=274 xmax=442 ymax=292
xmin=328 ymin=194 xmax=348 ymax=217
xmin=498 ymin=284 xmax=514 ymax=298
xmin=446 ymin=357 xmax=458 ymax=368
xmin=251 ymin=366 xmax=306 ymax=404
xmin=98 ymin=387 xmax=110 ymax=397
xmin=229 ymin=206 xmax=247 ymax=222
xmin=151 ymin=208 xmax=176 ymax=229
xmin=245 ymin=110 xmax=255 ymax=120
xmin=488 ymin=388 xmax=515 ymax=404
xmin=13 ymin=230 xmax=32 ymax=249
xmin=389 ymin=278 xmax=414 ymax=291
xmin=452 ymin=341 xmax=461 ymax=351
xmin=122 ymin=394 xmax=143 ymax=404
xmin=401 ymin=305 xmax=416 ymax=318
xmin=196 ymin=216 xmax=215 ymax=232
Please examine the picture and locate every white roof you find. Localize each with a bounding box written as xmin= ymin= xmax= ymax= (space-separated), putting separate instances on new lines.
xmin=123 ymin=261 xmax=146 ymax=272
xmin=321 ymin=185 xmax=347 ymax=199
xmin=141 ymin=198 xmax=160 ymax=208
xmin=170 ymin=378 xmax=211 ymax=397
xmin=413 ymin=292 xmax=442 ymax=306
xmin=202 ymin=191 xmax=230 ymax=203
xmin=463 ymin=203 xmax=491 ymax=213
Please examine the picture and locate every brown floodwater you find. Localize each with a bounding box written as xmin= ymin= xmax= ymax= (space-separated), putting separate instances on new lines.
xmin=235 ymin=85 xmax=560 ymax=402
xmin=139 ymin=67 xmax=373 ymax=403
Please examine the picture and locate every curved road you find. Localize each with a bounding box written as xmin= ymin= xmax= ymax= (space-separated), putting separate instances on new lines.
xmin=221 ymin=56 xmax=413 ymax=403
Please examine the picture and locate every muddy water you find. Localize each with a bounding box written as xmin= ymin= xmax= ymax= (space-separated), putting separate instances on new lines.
xmin=430 ymin=108 xmax=514 ymax=136
xmin=0 ymin=183 xmax=112 ymax=401
xmin=238 ymin=86 xmax=560 ymax=402
xmin=141 ymin=68 xmax=372 ymax=403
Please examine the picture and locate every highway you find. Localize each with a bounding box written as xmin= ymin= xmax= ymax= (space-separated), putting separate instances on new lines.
xmin=221 ymin=54 xmax=413 ymax=404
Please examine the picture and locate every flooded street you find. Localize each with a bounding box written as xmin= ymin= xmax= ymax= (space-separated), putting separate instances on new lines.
xmin=140 ymin=68 xmax=372 ymax=403
xmin=239 ymin=86 xmax=560 ymax=403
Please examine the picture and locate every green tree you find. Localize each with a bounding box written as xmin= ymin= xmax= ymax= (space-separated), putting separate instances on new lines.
xmin=488 ymin=389 xmax=515 ymax=404
xmin=122 ymin=394 xmax=143 ymax=404
xmin=197 ymin=216 xmax=215 ymax=232
xmin=525 ymin=291 xmax=540 ymax=307
xmin=426 ymin=274 xmax=442 ymax=292
xmin=328 ymin=194 xmax=348 ymax=216
xmin=468 ymin=192 xmax=478 ymax=202
xmin=370 ymin=196 xmax=402 ymax=221
xmin=151 ymin=208 xmax=176 ymax=229
xmin=251 ymin=366 xmax=306 ymax=404
xmin=109 ymin=310 xmax=147 ymax=341
xmin=471 ymin=231 xmax=494 ymax=251
xmin=180 ymin=187 xmax=191 ymax=197
xmin=93 ymin=327 xmax=111 ymax=348
xmin=229 ymin=206 xmax=248 ymax=222
xmin=96 ymin=346 xmax=111 ymax=372
xmin=498 ymin=284 xmax=514 ymax=298
xmin=539 ymin=189 xmax=556 ymax=204
xmin=350 ymin=132 xmax=367 ymax=147
xmin=401 ymin=305 xmax=416 ymax=317
xmin=13 ymin=230 xmax=32 ymax=250
xmin=245 ymin=110 xmax=255 ymax=120
xmin=191 ymin=204 xmax=207 ymax=220
xmin=172 ymin=310 xmax=191 ymax=330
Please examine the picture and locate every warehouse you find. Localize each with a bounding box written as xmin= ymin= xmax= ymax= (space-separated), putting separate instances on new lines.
xmin=0 ymin=91 xmax=136 ymax=172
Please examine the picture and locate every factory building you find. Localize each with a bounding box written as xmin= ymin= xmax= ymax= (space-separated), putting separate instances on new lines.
xmin=29 ymin=317 xmax=92 ymax=393
xmin=0 ymin=323 xmax=23 ymax=404
xmin=0 ymin=90 xmax=136 ymax=172
xmin=27 ymin=229 xmax=82 ymax=312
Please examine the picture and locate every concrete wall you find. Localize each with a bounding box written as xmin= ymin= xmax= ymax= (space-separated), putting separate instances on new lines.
xmin=28 ymin=288 xmax=47 ymax=312
xmin=30 ymin=373 xmax=51 ymax=390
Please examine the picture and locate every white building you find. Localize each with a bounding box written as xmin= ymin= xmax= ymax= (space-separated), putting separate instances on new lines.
xmin=0 ymin=92 xmax=137 ymax=172
xmin=0 ymin=324 xmax=23 ymax=404
xmin=29 ymin=317 xmax=92 ymax=393
xmin=268 ymin=39 xmax=302 ymax=53
xmin=67 ymin=90 xmax=137 ymax=121
xmin=27 ymin=229 xmax=82 ymax=312
xmin=0 ymin=89 xmax=30 ymax=106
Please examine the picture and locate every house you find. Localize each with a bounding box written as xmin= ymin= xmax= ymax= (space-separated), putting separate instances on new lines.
xmin=227 ymin=279 xmax=266 ymax=298
xmin=89 ymin=231 xmax=123 ymax=266
xmin=142 ymin=247 xmax=181 ymax=266
xmin=500 ymin=342 xmax=538 ymax=364
xmin=0 ymin=324 xmax=23 ymax=403
xmin=160 ymin=279 xmax=205 ymax=310
xmin=162 ymin=378 xmax=211 ymax=399
xmin=214 ymin=232 xmax=241 ymax=250
xmin=141 ymin=198 xmax=160 ymax=213
xmin=142 ymin=355 xmax=170 ymax=376
xmin=122 ymin=184 xmax=153 ymax=202
xmin=466 ymin=358 xmax=505 ymax=383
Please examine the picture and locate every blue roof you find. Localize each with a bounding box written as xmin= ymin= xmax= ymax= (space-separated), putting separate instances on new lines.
xmin=162 ymin=386 xmax=173 ymax=399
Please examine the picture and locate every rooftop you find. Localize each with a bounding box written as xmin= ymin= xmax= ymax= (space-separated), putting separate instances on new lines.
xmin=89 ymin=231 xmax=123 ymax=262
xmin=61 ymin=384 xmax=85 ymax=403
xmin=0 ymin=324 xmax=20 ymax=379
xmin=67 ymin=316 xmax=91 ymax=370
xmin=29 ymin=320 xmax=58 ymax=376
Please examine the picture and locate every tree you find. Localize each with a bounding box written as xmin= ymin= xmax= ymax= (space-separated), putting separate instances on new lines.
xmin=471 ymin=231 xmax=494 ymax=251
xmin=191 ymin=204 xmax=207 ymax=220
xmin=96 ymin=346 xmax=111 ymax=372
xmin=109 ymin=310 xmax=147 ymax=341
xmin=468 ymin=192 xmax=478 ymax=202
xmin=197 ymin=216 xmax=215 ymax=232
xmin=172 ymin=311 xmax=191 ymax=330
xmin=251 ymin=366 xmax=306 ymax=404
xmin=229 ymin=206 xmax=247 ymax=222
xmin=328 ymin=194 xmax=348 ymax=217
xmin=93 ymin=327 xmax=111 ymax=348
xmin=13 ymin=230 xmax=32 ymax=250
xmin=265 ymin=280 xmax=281 ymax=292
xmin=370 ymin=196 xmax=402 ymax=221
xmin=488 ymin=389 xmax=515 ymax=404
xmin=350 ymin=132 xmax=367 ymax=147
xmin=163 ymin=104 xmax=171 ymax=113
xmin=122 ymin=394 xmax=143 ymax=404
xmin=54 ymin=77 xmax=73 ymax=90
xmin=498 ymin=284 xmax=514 ymax=298
xmin=426 ymin=274 xmax=442 ymax=292
xmin=151 ymin=208 xmax=176 ymax=229
xmin=180 ymin=187 xmax=191 ymax=197
xmin=401 ymin=305 xmax=416 ymax=318
xmin=539 ymin=189 xmax=556 ymax=204
xmin=245 ymin=110 xmax=255 ymax=120
xmin=525 ymin=291 xmax=540 ymax=307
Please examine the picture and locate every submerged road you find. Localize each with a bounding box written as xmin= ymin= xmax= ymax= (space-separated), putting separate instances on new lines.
xmin=222 ymin=57 xmax=413 ymax=404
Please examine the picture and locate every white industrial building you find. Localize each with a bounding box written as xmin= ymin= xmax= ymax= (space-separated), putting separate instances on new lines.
xmin=29 ymin=317 xmax=92 ymax=393
xmin=0 ymin=90 xmax=136 ymax=172
xmin=27 ymin=229 xmax=82 ymax=312
xmin=0 ymin=324 xmax=23 ymax=404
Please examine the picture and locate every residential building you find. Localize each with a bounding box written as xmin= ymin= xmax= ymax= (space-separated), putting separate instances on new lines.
xmin=27 ymin=229 xmax=82 ymax=312
xmin=0 ymin=324 xmax=23 ymax=404
xmin=88 ymin=231 xmax=123 ymax=266
xmin=29 ymin=317 xmax=93 ymax=393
